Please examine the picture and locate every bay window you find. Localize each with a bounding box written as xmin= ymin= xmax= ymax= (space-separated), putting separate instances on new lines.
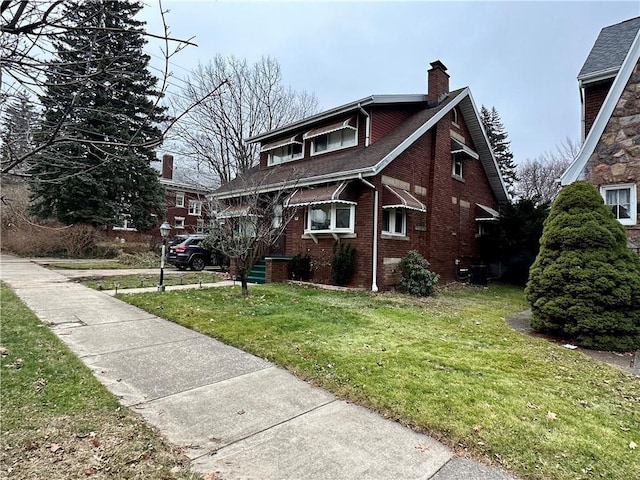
xmin=306 ymin=203 xmax=355 ymax=233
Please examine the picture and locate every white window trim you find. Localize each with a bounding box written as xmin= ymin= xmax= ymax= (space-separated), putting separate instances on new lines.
xmin=451 ymin=107 xmax=459 ymax=127
xmin=382 ymin=208 xmax=407 ymax=236
xmin=600 ymin=183 xmax=637 ymax=226
xmin=452 ymin=156 xmax=463 ymax=179
xmin=304 ymin=203 xmax=355 ymax=234
xmin=188 ymin=200 xmax=202 ymax=216
xmin=174 ymin=216 xmax=185 ymax=229
xmin=175 ymin=192 xmax=185 ymax=208
xmin=310 ymin=128 xmax=358 ymax=156
xmin=196 ymin=218 xmax=205 ymax=233
xmin=267 ymin=143 xmax=304 ymax=166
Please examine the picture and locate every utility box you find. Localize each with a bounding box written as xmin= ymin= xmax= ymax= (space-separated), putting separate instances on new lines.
xmin=469 ymin=265 xmax=488 ymax=286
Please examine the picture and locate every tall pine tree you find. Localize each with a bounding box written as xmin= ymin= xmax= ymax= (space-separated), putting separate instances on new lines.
xmin=28 ymin=1 xmax=165 ymax=230
xmin=481 ymin=106 xmax=518 ymax=197
xmin=1 ymin=91 xmax=39 ymax=175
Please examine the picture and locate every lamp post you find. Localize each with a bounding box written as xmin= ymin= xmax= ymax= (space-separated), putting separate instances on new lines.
xmin=158 ymin=221 xmax=171 ymax=292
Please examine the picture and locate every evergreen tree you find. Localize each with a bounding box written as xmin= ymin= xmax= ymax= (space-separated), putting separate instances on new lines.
xmin=27 ymin=1 xmax=165 ymax=230
xmin=481 ymin=106 xmax=518 ymax=197
xmin=526 ymin=181 xmax=640 ymax=352
xmin=1 ymin=91 xmax=39 ymax=175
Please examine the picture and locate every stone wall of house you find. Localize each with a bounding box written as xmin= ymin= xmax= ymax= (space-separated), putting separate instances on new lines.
xmin=585 ymin=59 xmax=640 ymax=245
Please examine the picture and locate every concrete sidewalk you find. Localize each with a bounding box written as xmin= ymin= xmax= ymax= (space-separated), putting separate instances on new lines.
xmin=0 ymin=255 xmax=516 ymax=480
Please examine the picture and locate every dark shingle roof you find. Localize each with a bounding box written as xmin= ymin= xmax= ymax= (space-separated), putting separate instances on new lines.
xmin=578 ymin=16 xmax=640 ymax=81
xmin=215 ymin=89 xmax=466 ymax=196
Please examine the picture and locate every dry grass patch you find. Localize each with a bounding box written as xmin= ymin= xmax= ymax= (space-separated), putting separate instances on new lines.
xmin=0 ymin=283 xmax=201 ymax=480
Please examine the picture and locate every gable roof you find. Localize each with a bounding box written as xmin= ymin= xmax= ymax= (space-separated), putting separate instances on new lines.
xmin=215 ymin=88 xmax=509 ymax=204
xmin=578 ymin=16 xmax=640 ymax=83
xmin=561 ymin=21 xmax=640 ymax=185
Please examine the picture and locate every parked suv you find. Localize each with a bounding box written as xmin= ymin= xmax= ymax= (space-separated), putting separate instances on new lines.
xmin=167 ymin=235 xmax=211 ymax=271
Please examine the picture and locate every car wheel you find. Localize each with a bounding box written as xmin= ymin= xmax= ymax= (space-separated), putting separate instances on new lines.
xmin=190 ymin=256 xmax=205 ymax=271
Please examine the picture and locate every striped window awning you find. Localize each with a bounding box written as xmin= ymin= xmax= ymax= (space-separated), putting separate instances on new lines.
xmin=285 ymin=182 xmax=355 ymax=207
xmin=303 ymin=117 xmax=357 ymax=140
xmin=475 ymin=203 xmax=499 ymax=221
xmin=382 ymin=185 xmax=426 ymax=212
xmin=260 ymin=135 xmax=303 ymax=153
xmin=451 ymin=137 xmax=479 ymax=160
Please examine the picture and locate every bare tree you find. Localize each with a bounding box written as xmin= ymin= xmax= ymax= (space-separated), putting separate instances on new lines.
xmin=169 ymin=55 xmax=319 ymax=187
xmin=0 ymin=0 xmax=217 ymax=175
xmin=517 ymin=137 xmax=581 ymax=205
xmin=206 ymin=167 xmax=307 ymax=295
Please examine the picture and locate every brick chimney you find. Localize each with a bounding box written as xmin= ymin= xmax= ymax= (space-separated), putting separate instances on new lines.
xmin=427 ymin=60 xmax=450 ymax=105
xmin=162 ymin=154 xmax=173 ymax=180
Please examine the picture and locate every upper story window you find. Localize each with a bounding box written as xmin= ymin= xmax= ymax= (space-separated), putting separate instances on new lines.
xmin=262 ymin=135 xmax=303 ymax=166
xmin=601 ymin=184 xmax=637 ymax=226
xmin=175 ymin=192 xmax=185 ymax=208
xmin=304 ymin=117 xmax=357 ymax=156
xmin=269 ymin=143 xmax=302 ymax=165
xmin=174 ymin=216 xmax=185 ymax=229
xmin=452 ymin=155 xmax=463 ymax=179
xmin=196 ymin=218 xmax=205 ymax=233
xmin=188 ymin=200 xmax=202 ymax=216
xmin=451 ymin=107 xmax=459 ymax=126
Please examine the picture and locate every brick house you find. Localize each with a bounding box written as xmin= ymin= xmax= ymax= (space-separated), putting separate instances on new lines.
xmin=214 ymin=61 xmax=509 ymax=291
xmin=561 ymin=17 xmax=640 ymax=249
xmin=159 ymin=154 xmax=210 ymax=236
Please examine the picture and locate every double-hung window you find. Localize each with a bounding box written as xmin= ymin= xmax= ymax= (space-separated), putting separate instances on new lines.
xmin=382 ymin=209 xmax=406 ymax=236
xmin=452 ymin=156 xmax=463 ymax=179
xmin=306 ymin=203 xmax=355 ymax=233
xmin=175 ymin=192 xmax=185 ymax=208
xmin=188 ymin=200 xmax=202 ymax=216
xmin=174 ymin=216 xmax=185 ymax=229
xmin=601 ymin=184 xmax=637 ymax=225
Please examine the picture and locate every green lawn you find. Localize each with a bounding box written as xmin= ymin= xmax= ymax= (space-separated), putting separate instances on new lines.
xmin=122 ymin=283 xmax=640 ymax=480
xmin=0 ymin=284 xmax=201 ymax=480
xmin=82 ymin=271 xmax=222 ymax=290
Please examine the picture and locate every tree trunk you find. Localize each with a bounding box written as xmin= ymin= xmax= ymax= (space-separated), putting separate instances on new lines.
xmin=240 ymin=274 xmax=249 ymax=296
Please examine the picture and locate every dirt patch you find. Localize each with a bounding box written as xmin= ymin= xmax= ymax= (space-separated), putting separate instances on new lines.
xmin=505 ymin=310 xmax=639 ymax=376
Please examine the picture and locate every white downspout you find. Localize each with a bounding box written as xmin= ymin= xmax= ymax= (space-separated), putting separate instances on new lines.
xmin=358 ymin=103 xmax=370 ymax=147
xmin=371 ymin=190 xmax=379 ymax=292
xmin=359 ymin=174 xmax=378 ymax=292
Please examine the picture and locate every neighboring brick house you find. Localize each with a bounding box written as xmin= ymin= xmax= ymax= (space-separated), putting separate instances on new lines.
xmin=160 ymin=154 xmax=210 ymax=235
xmin=561 ymin=17 xmax=640 ymax=249
xmin=214 ymin=61 xmax=509 ymax=291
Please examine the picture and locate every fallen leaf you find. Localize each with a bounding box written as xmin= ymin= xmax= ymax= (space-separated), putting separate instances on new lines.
xmin=630 ymin=441 xmax=637 ymax=450
xmin=204 ymin=472 xmax=221 ymax=480
xmin=0 ymin=346 xmax=8 ymax=354
xmin=526 ymin=402 xmax=540 ymax=410
xmin=50 ymin=443 xmax=62 ymax=453
xmin=473 ymin=425 xmax=482 ymax=432
xmin=415 ymin=442 xmax=430 ymax=452
xmin=546 ymin=411 xmax=558 ymax=420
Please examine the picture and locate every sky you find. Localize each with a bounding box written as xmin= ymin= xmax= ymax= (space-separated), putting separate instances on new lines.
xmin=139 ymin=0 xmax=640 ymax=165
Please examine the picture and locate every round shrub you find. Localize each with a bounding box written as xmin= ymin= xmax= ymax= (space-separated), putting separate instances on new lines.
xmin=398 ymin=250 xmax=439 ymax=297
xmin=526 ymin=181 xmax=640 ymax=351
